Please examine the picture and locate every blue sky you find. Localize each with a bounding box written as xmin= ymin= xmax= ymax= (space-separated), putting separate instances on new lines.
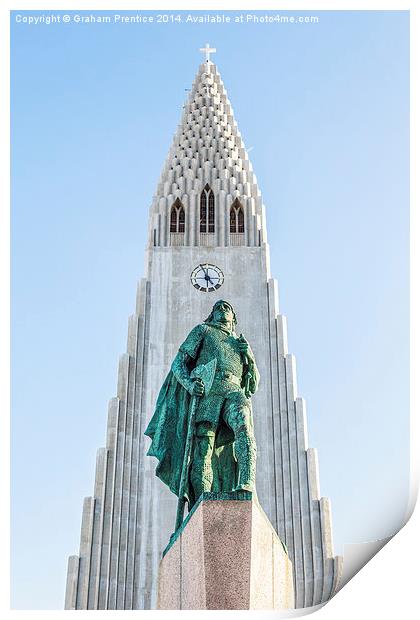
xmin=11 ymin=9 xmax=409 ymax=609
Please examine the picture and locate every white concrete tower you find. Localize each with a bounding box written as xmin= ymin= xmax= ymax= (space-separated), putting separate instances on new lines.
xmin=65 ymin=49 xmax=342 ymax=610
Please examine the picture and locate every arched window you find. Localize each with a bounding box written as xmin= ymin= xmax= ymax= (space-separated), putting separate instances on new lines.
xmin=170 ymin=198 xmax=185 ymax=233
xmin=200 ymin=184 xmax=215 ymax=233
xmin=178 ymin=205 xmax=185 ymax=232
xmin=170 ymin=207 xmax=177 ymax=232
xmin=230 ymin=199 xmax=244 ymax=233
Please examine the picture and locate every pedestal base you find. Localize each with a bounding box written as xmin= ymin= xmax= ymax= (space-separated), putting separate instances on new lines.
xmin=157 ymin=492 xmax=294 ymax=610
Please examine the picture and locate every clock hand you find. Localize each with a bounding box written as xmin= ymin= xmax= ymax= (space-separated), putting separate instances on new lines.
xmin=199 ymin=264 xmax=208 ymax=278
xmin=200 ymin=264 xmax=212 ymax=282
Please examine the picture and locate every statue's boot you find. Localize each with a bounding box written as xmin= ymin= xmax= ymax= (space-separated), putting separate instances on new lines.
xmin=233 ymin=427 xmax=257 ymax=492
xmin=190 ymin=427 xmax=216 ymax=500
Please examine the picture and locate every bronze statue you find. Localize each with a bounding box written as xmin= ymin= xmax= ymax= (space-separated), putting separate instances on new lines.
xmin=145 ymin=300 xmax=259 ymax=529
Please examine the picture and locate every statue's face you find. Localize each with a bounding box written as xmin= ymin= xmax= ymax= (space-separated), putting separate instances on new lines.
xmin=213 ymin=301 xmax=234 ymax=325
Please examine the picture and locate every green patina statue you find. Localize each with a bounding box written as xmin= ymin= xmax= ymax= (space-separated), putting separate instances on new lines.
xmin=145 ymin=300 xmax=259 ymax=530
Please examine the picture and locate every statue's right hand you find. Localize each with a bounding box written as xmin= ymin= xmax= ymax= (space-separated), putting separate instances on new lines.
xmin=191 ymin=378 xmax=205 ymax=396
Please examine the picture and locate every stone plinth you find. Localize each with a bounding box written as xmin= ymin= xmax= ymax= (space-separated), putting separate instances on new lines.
xmin=157 ymin=492 xmax=294 ymax=610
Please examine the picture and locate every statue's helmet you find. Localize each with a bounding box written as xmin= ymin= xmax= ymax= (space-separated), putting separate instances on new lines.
xmin=204 ymin=299 xmax=237 ymax=326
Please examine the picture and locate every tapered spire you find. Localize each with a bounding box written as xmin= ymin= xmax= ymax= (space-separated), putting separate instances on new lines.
xmin=154 ymin=61 xmax=260 ymax=202
xmin=149 ymin=57 xmax=266 ymax=248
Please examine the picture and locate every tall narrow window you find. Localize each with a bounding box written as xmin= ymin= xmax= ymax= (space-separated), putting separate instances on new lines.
xmin=200 ymin=184 xmax=215 ymax=233
xmin=170 ymin=207 xmax=178 ymax=233
xmin=200 ymin=191 xmax=206 ymax=232
xmin=170 ymin=198 xmax=185 ymax=233
xmin=230 ymin=199 xmax=244 ymax=233
xmin=178 ymin=205 xmax=185 ymax=232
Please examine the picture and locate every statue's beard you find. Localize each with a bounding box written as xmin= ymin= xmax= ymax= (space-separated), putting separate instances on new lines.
xmin=213 ymin=316 xmax=233 ymax=330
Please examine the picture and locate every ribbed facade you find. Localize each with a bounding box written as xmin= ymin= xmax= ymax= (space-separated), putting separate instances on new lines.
xmin=65 ymin=59 xmax=342 ymax=610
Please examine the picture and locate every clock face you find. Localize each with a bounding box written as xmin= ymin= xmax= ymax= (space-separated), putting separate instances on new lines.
xmin=191 ymin=263 xmax=224 ymax=292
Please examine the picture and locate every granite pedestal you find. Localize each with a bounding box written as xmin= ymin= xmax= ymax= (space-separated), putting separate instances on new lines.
xmin=157 ymin=491 xmax=294 ymax=610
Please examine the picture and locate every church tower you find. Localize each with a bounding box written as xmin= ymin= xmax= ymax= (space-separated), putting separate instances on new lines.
xmin=65 ymin=46 xmax=342 ymax=610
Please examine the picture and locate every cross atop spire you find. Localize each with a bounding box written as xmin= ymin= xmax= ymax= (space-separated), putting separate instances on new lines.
xmin=199 ymin=42 xmax=216 ymax=63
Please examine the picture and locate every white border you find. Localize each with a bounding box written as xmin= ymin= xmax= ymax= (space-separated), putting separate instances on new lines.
xmin=2 ymin=1 xmax=417 ymax=618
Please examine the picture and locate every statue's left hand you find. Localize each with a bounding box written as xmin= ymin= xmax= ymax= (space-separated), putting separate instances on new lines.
xmin=237 ymin=334 xmax=250 ymax=355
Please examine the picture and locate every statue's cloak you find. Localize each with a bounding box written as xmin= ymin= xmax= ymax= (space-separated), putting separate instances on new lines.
xmin=144 ymin=370 xmax=192 ymax=499
xmin=144 ymin=368 xmax=235 ymax=506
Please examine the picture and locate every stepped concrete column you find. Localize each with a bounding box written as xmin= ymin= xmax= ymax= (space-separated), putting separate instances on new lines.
xmin=157 ymin=492 xmax=294 ymax=610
